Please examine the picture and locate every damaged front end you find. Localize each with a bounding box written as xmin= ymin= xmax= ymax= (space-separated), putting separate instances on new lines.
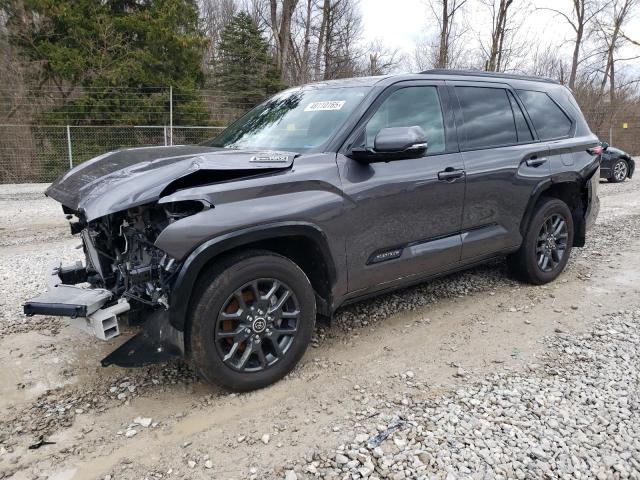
xmin=24 ymin=146 xmax=296 ymax=368
xmin=24 ymin=200 xmax=207 ymax=367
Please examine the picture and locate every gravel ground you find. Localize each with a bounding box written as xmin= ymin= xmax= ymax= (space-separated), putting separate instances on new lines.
xmin=1 ymin=174 xmax=639 ymax=479
xmin=284 ymin=309 xmax=640 ymax=480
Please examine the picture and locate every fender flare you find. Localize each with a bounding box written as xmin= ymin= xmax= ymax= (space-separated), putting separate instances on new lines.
xmin=167 ymin=221 xmax=336 ymax=331
xmin=519 ymin=160 xmax=599 ymax=246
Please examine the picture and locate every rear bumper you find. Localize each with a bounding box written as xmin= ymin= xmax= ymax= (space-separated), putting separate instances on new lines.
xmin=24 ymin=262 xmax=126 ymax=340
xmin=585 ymin=166 xmax=600 ymax=230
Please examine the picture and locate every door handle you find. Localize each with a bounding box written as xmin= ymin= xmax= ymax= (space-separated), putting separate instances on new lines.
xmin=438 ymin=168 xmax=465 ymax=181
xmin=526 ymin=156 xmax=548 ymax=167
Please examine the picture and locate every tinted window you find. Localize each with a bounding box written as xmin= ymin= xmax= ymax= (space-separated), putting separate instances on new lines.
xmin=516 ymin=89 xmax=572 ymax=140
xmin=456 ymin=87 xmax=517 ymax=149
xmin=365 ymin=86 xmax=445 ymax=154
xmin=507 ymin=91 xmax=533 ymax=142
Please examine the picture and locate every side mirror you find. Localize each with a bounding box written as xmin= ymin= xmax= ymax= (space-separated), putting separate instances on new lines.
xmin=375 ymin=126 xmax=427 ymax=154
xmin=600 ymin=141 xmax=610 ymax=150
xmin=350 ymin=126 xmax=428 ymax=163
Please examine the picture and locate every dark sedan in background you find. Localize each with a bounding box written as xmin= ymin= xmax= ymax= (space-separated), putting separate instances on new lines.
xmin=599 ymin=142 xmax=635 ymax=183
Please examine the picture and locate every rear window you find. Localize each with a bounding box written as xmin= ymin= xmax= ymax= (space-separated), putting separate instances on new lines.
xmin=516 ymin=89 xmax=572 ymax=140
xmin=455 ymin=86 xmax=518 ymax=149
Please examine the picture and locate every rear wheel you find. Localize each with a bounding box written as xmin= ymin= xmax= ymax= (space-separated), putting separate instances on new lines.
xmin=508 ymin=198 xmax=574 ymax=285
xmin=188 ymin=251 xmax=316 ymax=391
xmin=608 ymin=159 xmax=628 ymax=183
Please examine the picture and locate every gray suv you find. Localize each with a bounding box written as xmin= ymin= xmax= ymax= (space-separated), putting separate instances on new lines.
xmin=25 ymin=70 xmax=600 ymax=391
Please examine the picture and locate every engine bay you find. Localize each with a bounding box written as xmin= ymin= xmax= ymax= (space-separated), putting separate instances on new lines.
xmin=68 ymin=203 xmax=194 ymax=312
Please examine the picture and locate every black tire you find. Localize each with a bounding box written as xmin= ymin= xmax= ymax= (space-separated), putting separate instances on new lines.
xmin=188 ymin=250 xmax=316 ymax=391
xmin=508 ymin=197 xmax=574 ymax=285
xmin=608 ymin=159 xmax=628 ymax=183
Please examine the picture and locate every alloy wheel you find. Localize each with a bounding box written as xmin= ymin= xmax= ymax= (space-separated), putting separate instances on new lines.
xmin=536 ymin=213 xmax=569 ymax=273
xmin=214 ymin=278 xmax=300 ymax=373
xmin=613 ymin=161 xmax=628 ymax=181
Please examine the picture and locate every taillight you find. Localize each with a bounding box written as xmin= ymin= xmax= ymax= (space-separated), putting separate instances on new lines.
xmin=588 ymin=146 xmax=603 ymax=156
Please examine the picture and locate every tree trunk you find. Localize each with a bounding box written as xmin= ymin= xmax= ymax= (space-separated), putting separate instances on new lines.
xmin=299 ymin=0 xmax=312 ymax=83
xmin=569 ymin=22 xmax=583 ymax=90
xmin=314 ymin=0 xmax=330 ymax=80
xmin=270 ymin=0 xmax=299 ymax=83
xmin=485 ymin=0 xmax=512 ymax=72
xmin=437 ymin=0 xmax=449 ymax=68
xmin=323 ymin=1 xmax=333 ymax=80
xmin=568 ymin=0 xmax=584 ymax=90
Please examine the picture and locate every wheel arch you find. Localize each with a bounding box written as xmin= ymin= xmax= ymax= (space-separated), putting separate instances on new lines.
xmin=621 ymin=155 xmax=635 ymax=179
xmin=168 ymin=222 xmax=337 ymax=332
xmin=520 ymin=174 xmax=593 ymax=248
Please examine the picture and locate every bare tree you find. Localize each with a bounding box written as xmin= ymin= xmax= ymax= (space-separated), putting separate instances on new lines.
xmin=314 ymin=0 xmax=363 ymax=80
xmin=269 ymin=0 xmax=299 ymax=81
xmin=595 ymin=0 xmax=639 ymax=103
xmin=429 ymin=0 xmax=468 ymax=68
xmin=482 ymin=0 xmax=513 ymax=71
xmin=362 ymin=40 xmax=402 ymax=76
xmin=199 ymin=0 xmax=237 ymax=67
xmin=288 ymin=0 xmax=321 ymax=83
xmin=527 ymin=43 xmax=569 ymax=82
xmin=538 ymin=0 xmax=604 ymax=90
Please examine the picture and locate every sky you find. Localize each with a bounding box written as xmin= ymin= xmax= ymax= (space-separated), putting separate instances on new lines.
xmin=360 ymin=0 xmax=640 ymax=74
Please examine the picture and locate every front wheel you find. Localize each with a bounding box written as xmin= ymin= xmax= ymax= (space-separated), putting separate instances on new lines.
xmin=508 ymin=198 xmax=574 ymax=285
xmin=188 ymin=251 xmax=316 ymax=391
xmin=608 ymin=159 xmax=628 ymax=183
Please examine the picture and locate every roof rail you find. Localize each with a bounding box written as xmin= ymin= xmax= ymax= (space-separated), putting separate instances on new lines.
xmin=419 ymin=69 xmax=560 ymax=85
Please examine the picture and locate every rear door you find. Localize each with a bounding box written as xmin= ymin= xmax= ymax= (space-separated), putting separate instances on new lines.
xmin=338 ymin=81 xmax=466 ymax=293
xmin=514 ymin=88 xmax=577 ymax=172
xmin=448 ymin=81 xmax=550 ymax=260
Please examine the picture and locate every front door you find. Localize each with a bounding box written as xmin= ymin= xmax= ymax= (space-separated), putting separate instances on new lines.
xmin=338 ymin=82 xmax=465 ymax=294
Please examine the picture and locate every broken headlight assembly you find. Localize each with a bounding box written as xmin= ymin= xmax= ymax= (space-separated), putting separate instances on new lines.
xmin=84 ymin=200 xmax=211 ymax=310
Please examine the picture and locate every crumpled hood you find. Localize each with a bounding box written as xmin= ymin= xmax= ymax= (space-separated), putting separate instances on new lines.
xmin=46 ymin=145 xmax=296 ymax=221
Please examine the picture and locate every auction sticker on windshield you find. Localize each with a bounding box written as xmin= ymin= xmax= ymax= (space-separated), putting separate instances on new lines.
xmin=304 ymin=100 xmax=346 ymax=112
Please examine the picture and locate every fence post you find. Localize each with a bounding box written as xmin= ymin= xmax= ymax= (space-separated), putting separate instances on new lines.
xmin=169 ymin=86 xmax=173 ymax=146
xmin=163 ymin=126 xmax=168 ymax=146
xmin=66 ymin=125 xmax=73 ymax=168
xmin=609 ymin=125 xmax=613 ymax=145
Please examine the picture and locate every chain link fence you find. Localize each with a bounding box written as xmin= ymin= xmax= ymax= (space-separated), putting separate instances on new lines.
xmin=0 ymin=86 xmax=250 ymax=184
xmin=0 ymin=125 xmax=225 ymax=183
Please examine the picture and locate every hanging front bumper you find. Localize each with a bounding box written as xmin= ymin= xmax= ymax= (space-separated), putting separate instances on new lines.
xmin=23 ymin=262 xmax=126 ymax=340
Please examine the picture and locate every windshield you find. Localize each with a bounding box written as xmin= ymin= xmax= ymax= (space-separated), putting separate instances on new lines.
xmin=203 ymin=86 xmax=370 ymax=152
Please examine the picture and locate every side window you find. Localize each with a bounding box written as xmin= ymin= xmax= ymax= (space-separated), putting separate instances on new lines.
xmin=456 ymin=86 xmax=517 ymax=149
xmin=365 ymin=86 xmax=445 ymax=154
xmin=516 ymin=89 xmax=572 ymax=140
xmin=507 ymin=91 xmax=533 ymax=142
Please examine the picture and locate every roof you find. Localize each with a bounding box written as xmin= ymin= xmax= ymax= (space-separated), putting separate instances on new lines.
xmin=419 ymin=69 xmax=560 ymax=84
xmin=293 ymin=70 xmax=561 ymax=91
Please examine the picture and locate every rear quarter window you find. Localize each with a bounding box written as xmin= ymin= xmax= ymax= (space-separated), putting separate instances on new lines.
xmin=516 ymin=89 xmax=572 ymax=140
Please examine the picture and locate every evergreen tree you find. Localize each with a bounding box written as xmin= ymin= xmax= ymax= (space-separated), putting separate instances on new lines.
xmin=213 ymin=12 xmax=283 ymax=107
xmin=3 ymin=0 xmax=209 ymax=125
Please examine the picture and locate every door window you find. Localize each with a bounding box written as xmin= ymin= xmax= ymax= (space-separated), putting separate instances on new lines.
xmin=516 ymin=89 xmax=572 ymax=140
xmin=365 ymin=86 xmax=445 ymax=154
xmin=456 ymin=86 xmax=518 ymax=149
